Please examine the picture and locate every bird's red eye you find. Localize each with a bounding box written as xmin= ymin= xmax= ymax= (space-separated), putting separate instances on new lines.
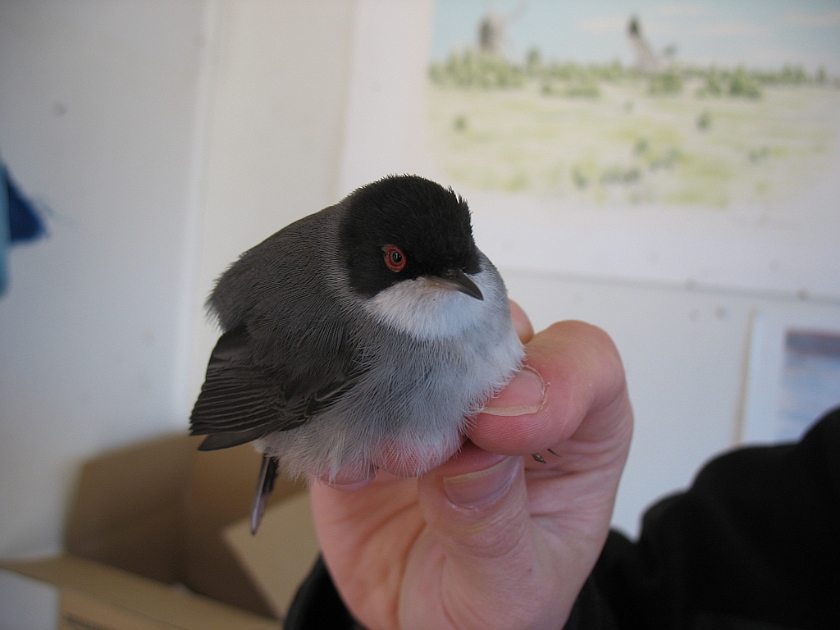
xmin=382 ymin=245 xmax=406 ymax=272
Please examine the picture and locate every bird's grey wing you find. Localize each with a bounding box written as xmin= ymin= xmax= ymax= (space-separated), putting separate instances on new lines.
xmin=189 ymin=322 xmax=363 ymax=451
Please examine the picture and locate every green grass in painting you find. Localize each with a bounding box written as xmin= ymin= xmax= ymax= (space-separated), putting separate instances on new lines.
xmin=426 ymin=50 xmax=840 ymax=207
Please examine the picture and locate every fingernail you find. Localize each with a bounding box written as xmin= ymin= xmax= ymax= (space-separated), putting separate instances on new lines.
xmin=480 ymin=366 xmax=546 ymax=417
xmin=443 ymin=456 xmax=519 ymax=508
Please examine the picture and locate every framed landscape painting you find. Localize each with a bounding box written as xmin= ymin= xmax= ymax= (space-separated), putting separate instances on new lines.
xmin=340 ymin=0 xmax=840 ymax=298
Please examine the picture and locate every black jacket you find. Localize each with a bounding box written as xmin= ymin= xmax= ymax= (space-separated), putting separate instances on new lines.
xmin=286 ymin=409 xmax=840 ymax=629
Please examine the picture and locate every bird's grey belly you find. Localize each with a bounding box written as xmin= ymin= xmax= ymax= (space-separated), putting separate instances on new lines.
xmin=258 ymin=313 xmax=522 ymax=480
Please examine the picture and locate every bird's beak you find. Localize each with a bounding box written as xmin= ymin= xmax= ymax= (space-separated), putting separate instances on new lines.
xmin=430 ymin=269 xmax=483 ymax=300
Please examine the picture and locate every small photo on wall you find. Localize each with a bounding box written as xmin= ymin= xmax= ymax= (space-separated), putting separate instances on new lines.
xmin=742 ymin=310 xmax=840 ymax=444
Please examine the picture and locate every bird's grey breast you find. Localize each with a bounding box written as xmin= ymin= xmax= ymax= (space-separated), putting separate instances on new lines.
xmin=330 ymin=252 xmax=523 ymax=437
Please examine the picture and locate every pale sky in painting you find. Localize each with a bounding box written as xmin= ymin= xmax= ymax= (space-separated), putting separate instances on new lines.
xmin=431 ymin=0 xmax=840 ymax=74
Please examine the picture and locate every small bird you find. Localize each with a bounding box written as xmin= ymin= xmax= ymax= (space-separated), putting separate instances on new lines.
xmin=190 ymin=175 xmax=524 ymax=533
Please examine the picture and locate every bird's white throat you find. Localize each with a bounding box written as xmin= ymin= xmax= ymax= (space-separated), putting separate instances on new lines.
xmin=363 ymin=272 xmax=495 ymax=340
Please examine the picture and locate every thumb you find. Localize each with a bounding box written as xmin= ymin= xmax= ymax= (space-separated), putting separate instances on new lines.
xmin=410 ymin=442 xmax=561 ymax=629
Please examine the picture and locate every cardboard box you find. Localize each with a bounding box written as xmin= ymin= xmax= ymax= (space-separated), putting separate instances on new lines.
xmin=1 ymin=433 xmax=320 ymax=629
xmin=224 ymin=492 xmax=320 ymax=617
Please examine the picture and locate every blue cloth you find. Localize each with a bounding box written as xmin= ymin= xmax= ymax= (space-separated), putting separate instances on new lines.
xmin=0 ymin=158 xmax=46 ymax=296
xmin=6 ymin=167 xmax=45 ymax=243
xmin=0 ymin=161 xmax=8 ymax=296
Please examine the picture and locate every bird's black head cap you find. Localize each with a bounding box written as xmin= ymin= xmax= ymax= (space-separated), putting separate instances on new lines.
xmin=338 ymin=175 xmax=480 ymax=298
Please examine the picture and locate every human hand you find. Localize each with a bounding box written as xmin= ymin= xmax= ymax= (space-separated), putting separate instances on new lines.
xmin=309 ymin=304 xmax=633 ymax=629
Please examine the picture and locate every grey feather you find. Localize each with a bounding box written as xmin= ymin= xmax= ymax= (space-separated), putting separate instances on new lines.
xmin=189 ymin=176 xmax=524 ymax=521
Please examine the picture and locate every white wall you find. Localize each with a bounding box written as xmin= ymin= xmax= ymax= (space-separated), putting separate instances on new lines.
xmin=0 ymin=0 xmax=356 ymax=624
xmin=0 ymin=3 xmax=209 ymax=623
xmin=1 ymin=0 xmax=838 ymax=625
xmin=0 ymin=0 xmax=209 ymax=557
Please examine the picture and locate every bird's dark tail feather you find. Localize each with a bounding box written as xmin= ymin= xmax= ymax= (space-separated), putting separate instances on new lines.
xmin=250 ymin=454 xmax=280 ymax=535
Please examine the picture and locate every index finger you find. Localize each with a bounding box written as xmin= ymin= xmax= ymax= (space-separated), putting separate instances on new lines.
xmin=470 ymin=320 xmax=631 ymax=459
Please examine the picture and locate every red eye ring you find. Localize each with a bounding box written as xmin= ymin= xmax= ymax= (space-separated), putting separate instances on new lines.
xmin=382 ymin=245 xmax=406 ymax=272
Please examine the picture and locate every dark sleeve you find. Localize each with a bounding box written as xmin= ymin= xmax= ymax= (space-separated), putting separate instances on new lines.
xmin=284 ymin=557 xmax=360 ymax=630
xmin=566 ymin=407 xmax=840 ymax=630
